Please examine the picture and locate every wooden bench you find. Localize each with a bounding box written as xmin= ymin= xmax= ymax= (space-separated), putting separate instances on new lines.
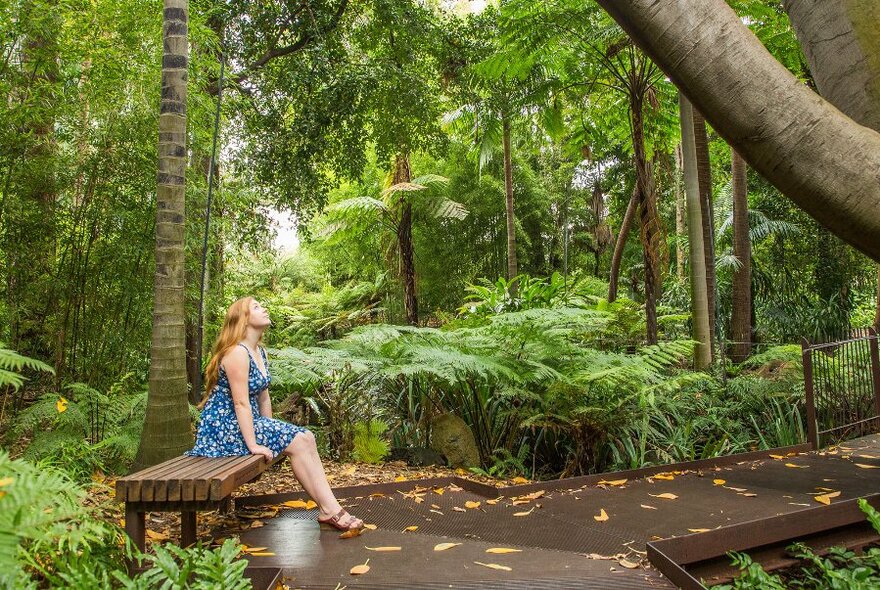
xmin=116 ymin=455 xmax=275 ymax=551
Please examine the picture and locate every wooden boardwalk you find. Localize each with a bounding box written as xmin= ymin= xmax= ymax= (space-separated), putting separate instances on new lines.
xmin=236 ymin=435 xmax=880 ymax=588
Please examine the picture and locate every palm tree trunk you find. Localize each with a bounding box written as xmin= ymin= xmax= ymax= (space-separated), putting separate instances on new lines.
xmin=674 ymin=144 xmax=686 ymax=282
xmin=502 ymin=114 xmax=518 ymax=294
xmin=594 ymin=0 xmax=880 ymax=262
xmin=693 ymin=110 xmax=716 ymax=352
xmin=631 ymin=93 xmax=660 ymax=344
xmin=730 ymin=149 xmax=752 ymax=362
xmin=394 ymin=154 xmax=418 ymax=325
xmin=680 ymin=94 xmax=712 ymax=369
xmin=134 ymin=0 xmax=194 ymax=469
xmin=609 ymin=186 xmax=638 ymax=303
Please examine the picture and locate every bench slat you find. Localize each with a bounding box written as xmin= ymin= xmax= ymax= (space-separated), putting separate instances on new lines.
xmin=117 ymin=456 xmax=194 ymax=502
xmin=180 ymin=456 xmax=243 ymax=501
xmin=142 ymin=457 xmax=219 ymax=502
xmin=204 ymin=456 xmax=267 ymax=500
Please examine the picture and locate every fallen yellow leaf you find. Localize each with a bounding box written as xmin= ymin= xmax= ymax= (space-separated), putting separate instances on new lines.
xmin=713 ymin=479 xmax=726 ymax=486
xmin=350 ymin=560 xmax=370 ymax=575
xmin=282 ymin=500 xmax=308 ymax=509
xmin=394 ymin=476 xmax=407 ymax=482
xmin=511 ymin=476 xmax=529 ymax=484
xmin=365 ymin=546 xmax=401 ymax=552
xmin=688 ymin=528 xmax=711 ymax=533
xmin=649 ymin=493 xmax=678 ymax=500
xmin=769 ymin=454 xmax=785 ymax=460
xmin=404 ymin=526 xmax=418 ymax=532
xmin=474 ymin=561 xmax=512 ymax=571
xmin=56 ymin=397 xmax=68 ymax=413
xmin=341 ymin=466 xmax=357 ymax=476
xmin=814 ymin=491 xmax=841 ymax=505
xmin=244 ymin=547 xmax=269 ymax=553
xmin=250 ymin=552 xmax=276 ymax=557
xmin=433 ymin=487 xmax=445 ymax=495
xmin=486 ymin=548 xmax=522 ymax=554
xmin=654 ymin=473 xmax=675 ymax=481
xmin=453 ymin=506 xmax=466 ymax=512
xmin=738 ymin=493 xmax=757 ymax=497
xmin=598 ymin=479 xmax=628 ymax=486
xmin=855 ymin=463 xmax=880 ymax=469
xmin=305 ymin=500 xmax=317 ymax=509
xmin=145 ymin=529 xmax=168 ymax=541
xmin=725 ymin=486 xmax=748 ymax=492
xmin=363 ymin=524 xmax=377 ymax=530
xmin=513 ymin=507 xmax=535 ymax=517
xmin=594 ymin=509 xmax=609 ymax=522
xmin=618 ymin=558 xmax=640 ymax=569
xmin=785 ymin=463 xmax=808 ymax=468
xmin=465 ymin=501 xmax=481 ymax=509
xmin=640 ymin=504 xmax=657 ymax=510
xmin=434 ymin=543 xmax=462 ymax=551
xmin=486 ymin=498 xmax=501 ymax=505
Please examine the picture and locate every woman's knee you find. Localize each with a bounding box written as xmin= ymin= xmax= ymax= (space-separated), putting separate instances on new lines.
xmin=286 ymin=429 xmax=315 ymax=455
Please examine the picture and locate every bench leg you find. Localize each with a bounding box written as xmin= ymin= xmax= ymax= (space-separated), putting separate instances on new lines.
xmin=181 ymin=511 xmax=197 ymax=547
xmin=125 ymin=504 xmax=146 ymax=553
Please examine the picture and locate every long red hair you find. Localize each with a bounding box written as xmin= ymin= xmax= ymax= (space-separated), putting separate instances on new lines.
xmin=200 ymin=296 xmax=260 ymax=406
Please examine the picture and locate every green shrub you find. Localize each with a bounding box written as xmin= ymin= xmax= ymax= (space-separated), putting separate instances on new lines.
xmin=352 ymin=420 xmax=391 ymax=464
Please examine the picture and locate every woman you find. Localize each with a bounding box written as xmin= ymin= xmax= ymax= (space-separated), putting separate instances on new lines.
xmin=187 ymin=297 xmax=363 ymax=532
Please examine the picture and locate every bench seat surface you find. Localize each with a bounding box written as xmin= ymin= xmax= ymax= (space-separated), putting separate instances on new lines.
xmin=116 ymin=455 xmax=267 ymax=503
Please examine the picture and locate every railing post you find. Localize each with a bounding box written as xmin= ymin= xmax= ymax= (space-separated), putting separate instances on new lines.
xmin=802 ymin=337 xmax=819 ymax=450
xmin=869 ymin=328 xmax=880 ymax=423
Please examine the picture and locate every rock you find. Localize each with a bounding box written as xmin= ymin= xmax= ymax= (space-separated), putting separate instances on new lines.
xmin=388 ymin=447 xmax=446 ymax=467
xmin=430 ymin=413 xmax=480 ymax=469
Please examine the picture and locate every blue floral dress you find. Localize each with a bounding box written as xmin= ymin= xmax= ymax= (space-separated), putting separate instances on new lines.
xmin=186 ymin=344 xmax=308 ymax=458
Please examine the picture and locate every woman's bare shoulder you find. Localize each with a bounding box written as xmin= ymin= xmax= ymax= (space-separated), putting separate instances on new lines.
xmin=221 ymin=345 xmax=249 ymax=372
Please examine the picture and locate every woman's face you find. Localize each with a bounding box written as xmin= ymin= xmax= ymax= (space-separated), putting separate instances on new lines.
xmin=248 ymin=299 xmax=271 ymax=329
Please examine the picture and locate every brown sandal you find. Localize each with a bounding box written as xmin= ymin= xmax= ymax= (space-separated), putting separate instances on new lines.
xmin=317 ymin=508 xmax=364 ymax=531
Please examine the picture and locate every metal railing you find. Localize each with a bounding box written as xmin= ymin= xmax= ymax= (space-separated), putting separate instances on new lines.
xmin=802 ymin=328 xmax=880 ymax=449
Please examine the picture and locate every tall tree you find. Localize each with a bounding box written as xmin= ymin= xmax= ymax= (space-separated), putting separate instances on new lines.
xmin=608 ymin=188 xmax=637 ymax=303
xmin=594 ymin=0 xmax=880 ymax=262
xmin=680 ymin=94 xmax=711 ymax=369
xmin=693 ymin=110 xmax=717 ymax=353
xmin=134 ymin=0 xmax=193 ymax=469
xmin=730 ymin=149 xmax=752 ymax=362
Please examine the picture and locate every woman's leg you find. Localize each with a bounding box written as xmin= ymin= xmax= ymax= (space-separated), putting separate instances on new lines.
xmin=283 ymin=430 xmax=362 ymax=527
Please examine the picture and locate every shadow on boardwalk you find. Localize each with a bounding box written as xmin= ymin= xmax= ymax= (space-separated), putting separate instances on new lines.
xmin=237 ymin=435 xmax=880 ymax=589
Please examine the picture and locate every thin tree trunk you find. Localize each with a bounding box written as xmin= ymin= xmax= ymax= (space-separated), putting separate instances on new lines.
xmin=730 ymin=149 xmax=752 ymax=362
xmin=680 ymin=94 xmax=712 ymax=369
xmin=134 ymin=0 xmax=194 ymax=469
xmin=608 ymin=186 xmax=638 ymax=303
xmin=394 ymin=154 xmax=418 ymax=325
xmin=502 ymin=114 xmax=518 ymax=294
xmin=674 ymin=144 xmax=686 ymax=282
xmin=693 ymin=110 xmax=716 ymax=353
xmin=631 ymin=93 xmax=660 ymax=344
xmin=874 ymin=265 xmax=880 ymax=331
xmin=594 ymin=0 xmax=880 ymax=262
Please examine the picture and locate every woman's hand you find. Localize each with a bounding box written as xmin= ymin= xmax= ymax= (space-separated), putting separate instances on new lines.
xmin=249 ymin=445 xmax=274 ymax=462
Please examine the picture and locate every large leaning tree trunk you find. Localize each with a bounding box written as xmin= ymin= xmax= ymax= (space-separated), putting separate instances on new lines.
xmin=782 ymin=0 xmax=880 ymax=132
xmin=693 ymin=110 xmax=716 ymax=353
xmin=394 ymin=153 xmax=419 ymax=326
xmin=594 ymin=0 xmax=880 ymax=263
xmin=134 ymin=0 xmax=194 ymax=469
xmin=608 ymin=186 xmax=637 ymax=303
xmin=730 ymin=149 xmax=752 ymax=363
xmin=680 ymin=94 xmax=712 ymax=369
xmin=501 ymin=113 xmax=518 ymax=294
xmin=782 ymin=1 xmax=880 ymax=329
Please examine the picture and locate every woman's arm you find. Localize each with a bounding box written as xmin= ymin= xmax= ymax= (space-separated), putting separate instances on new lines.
xmin=225 ymin=347 xmax=273 ymax=461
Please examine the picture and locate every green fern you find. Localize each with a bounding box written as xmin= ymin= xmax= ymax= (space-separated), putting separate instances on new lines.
xmin=0 ymin=344 xmax=53 ymax=390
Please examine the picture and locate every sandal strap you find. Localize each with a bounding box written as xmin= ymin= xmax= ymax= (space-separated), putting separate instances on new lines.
xmin=326 ymin=508 xmax=348 ymax=524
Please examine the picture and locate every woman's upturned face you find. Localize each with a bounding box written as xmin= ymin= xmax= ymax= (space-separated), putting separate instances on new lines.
xmin=248 ymin=299 xmax=271 ymax=329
